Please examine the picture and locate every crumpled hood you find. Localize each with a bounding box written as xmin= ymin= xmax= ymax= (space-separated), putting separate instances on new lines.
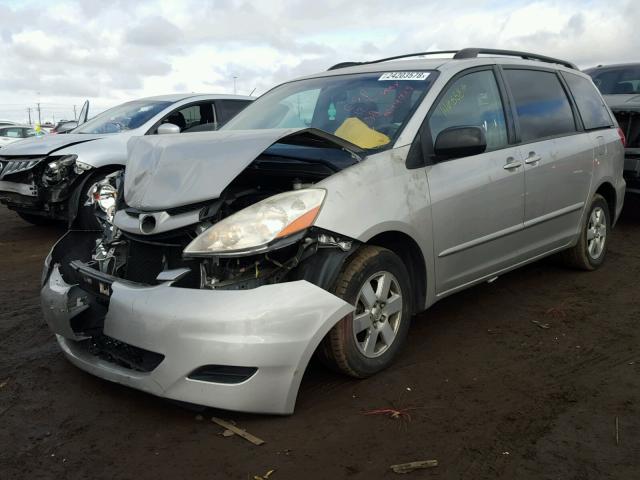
xmin=0 ymin=133 xmax=104 ymax=156
xmin=603 ymin=94 xmax=640 ymax=110
xmin=124 ymin=128 xmax=362 ymax=211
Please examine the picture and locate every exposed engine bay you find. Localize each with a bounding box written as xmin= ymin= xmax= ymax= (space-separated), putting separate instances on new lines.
xmin=58 ymin=134 xmax=361 ymax=296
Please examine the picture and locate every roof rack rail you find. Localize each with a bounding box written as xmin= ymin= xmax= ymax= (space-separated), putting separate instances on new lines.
xmin=327 ymin=51 xmax=459 ymax=71
xmin=453 ymin=48 xmax=577 ymax=70
xmin=327 ymin=48 xmax=577 ymax=71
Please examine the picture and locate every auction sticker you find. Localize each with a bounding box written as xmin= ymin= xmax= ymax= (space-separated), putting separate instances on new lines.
xmin=379 ymin=71 xmax=430 ymax=81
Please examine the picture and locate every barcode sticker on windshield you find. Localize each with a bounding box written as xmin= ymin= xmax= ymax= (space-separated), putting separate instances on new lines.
xmin=379 ymin=72 xmax=430 ymax=81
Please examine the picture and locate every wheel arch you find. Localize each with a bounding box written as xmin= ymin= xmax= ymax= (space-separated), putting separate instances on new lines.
xmin=365 ymin=230 xmax=427 ymax=314
xmin=594 ymin=180 xmax=617 ymax=225
xmin=68 ymin=164 xmax=123 ymax=226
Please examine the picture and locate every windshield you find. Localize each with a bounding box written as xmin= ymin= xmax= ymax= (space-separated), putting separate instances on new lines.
xmin=223 ymin=71 xmax=436 ymax=149
xmin=587 ymin=66 xmax=640 ymax=95
xmin=74 ymin=100 xmax=171 ymax=134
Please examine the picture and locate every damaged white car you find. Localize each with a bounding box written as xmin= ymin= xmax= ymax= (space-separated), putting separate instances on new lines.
xmin=41 ymin=49 xmax=625 ymax=414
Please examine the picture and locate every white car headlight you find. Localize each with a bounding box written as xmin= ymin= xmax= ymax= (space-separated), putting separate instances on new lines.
xmin=42 ymin=155 xmax=77 ymax=185
xmin=184 ymin=189 xmax=326 ymax=256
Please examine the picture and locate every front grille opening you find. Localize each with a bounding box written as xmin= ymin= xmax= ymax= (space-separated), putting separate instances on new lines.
xmin=73 ymin=334 xmax=165 ymax=373
xmin=188 ymin=365 xmax=258 ymax=384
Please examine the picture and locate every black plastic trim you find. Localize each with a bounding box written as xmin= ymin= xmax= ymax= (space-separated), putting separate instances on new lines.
xmin=188 ymin=365 xmax=258 ymax=384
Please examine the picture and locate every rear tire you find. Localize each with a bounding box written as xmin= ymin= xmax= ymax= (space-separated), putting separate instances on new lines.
xmin=559 ymin=194 xmax=610 ymax=270
xmin=319 ymin=246 xmax=412 ymax=378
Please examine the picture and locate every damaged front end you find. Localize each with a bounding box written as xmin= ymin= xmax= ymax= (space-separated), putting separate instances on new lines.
xmin=0 ymin=153 xmax=93 ymax=221
xmin=55 ymin=129 xmax=362 ymax=291
xmin=41 ymin=128 xmax=362 ymax=414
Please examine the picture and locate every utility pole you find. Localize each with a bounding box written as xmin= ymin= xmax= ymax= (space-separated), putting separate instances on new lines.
xmin=27 ymin=108 xmax=32 ymax=125
xmin=233 ymin=76 xmax=237 ymax=95
xmin=36 ymin=103 xmax=41 ymax=125
xmin=73 ymin=105 xmax=77 ymax=121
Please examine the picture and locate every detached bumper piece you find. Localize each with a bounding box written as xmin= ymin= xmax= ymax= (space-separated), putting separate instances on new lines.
xmin=41 ymin=234 xmax=352 ymax=414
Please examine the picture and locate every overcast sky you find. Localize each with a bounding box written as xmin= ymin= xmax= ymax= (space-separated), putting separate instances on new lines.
xmin=0 ymin=0 xmax=638 ymax=123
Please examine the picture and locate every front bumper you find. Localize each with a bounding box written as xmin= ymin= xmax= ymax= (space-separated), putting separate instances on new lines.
xmin=0 ymin=179 xmax=38 ymax=197
xmin=41 ymin=264 xmax=352 ymax=415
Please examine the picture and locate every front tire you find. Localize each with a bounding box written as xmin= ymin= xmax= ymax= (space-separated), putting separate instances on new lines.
xmin=320 ymin=246 xmax=412 ymax=378
xmin=560 ymin=194 xmax=610 ymax=270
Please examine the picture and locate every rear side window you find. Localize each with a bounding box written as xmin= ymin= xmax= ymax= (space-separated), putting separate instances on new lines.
xmin=504 ymin=69 xmax=576 ymax=142
xmin=216 ymin=100 xmax=252 ymax=126
xmin=2 ymin=127 xmax=21 ymax=138
xmin=563 ymin=73 xmax=613 ymax=130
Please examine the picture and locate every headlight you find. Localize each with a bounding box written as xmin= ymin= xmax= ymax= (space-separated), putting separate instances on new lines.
xmin=184 ymin=189 xmax=326 ymax=256
xmin=42 ymin=155 xmax=77 ymax=185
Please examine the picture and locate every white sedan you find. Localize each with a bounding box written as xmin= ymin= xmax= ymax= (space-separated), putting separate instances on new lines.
xmin=0 ymin=125 xmax=38 ymax=148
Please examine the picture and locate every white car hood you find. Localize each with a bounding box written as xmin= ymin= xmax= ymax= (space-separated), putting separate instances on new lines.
xmin=124 ymin=128 xmax=362 ymax=211
xmin=0 ymin=133 xmax=105 ymax=156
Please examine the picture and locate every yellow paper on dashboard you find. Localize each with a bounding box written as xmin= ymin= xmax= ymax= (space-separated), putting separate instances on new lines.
xmin=335 ymin=117 xmax=390 ymax=149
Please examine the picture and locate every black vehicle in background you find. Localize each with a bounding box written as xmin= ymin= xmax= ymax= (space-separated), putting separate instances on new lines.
xmin=51 ymin=120 xmax=79 ymax=134
xmin=586 ymin=64 xmax=640 ymax=193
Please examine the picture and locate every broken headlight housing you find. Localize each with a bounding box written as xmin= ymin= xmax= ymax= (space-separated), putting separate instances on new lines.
xmin=184 ymin=189 xmax=326 ymax=256
xmin=42 ymin=155 xmax=78 ymax=186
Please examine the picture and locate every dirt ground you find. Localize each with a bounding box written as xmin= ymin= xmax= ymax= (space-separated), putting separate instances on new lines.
xmin=1 ymin=199 xmax=639 ymax=480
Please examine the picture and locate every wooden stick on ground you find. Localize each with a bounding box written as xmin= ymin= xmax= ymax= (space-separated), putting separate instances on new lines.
xmin=390 ymin=460 xmax=438 ymax=474
xmin=211 ymin=416 xmax=265 ymax=446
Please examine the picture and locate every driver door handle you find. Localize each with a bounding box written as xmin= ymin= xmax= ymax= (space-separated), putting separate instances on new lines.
xmin=503 ymin=157 xmax=523 ymax=170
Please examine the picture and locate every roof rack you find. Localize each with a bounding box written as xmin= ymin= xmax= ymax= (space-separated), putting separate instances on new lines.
xmin=327 ymin=51 xmax=459 ymax=70
xmin=454 ymin=48 xmax=577 ymax=70
xmin=327 ymin=48 xmax=578 ymax=71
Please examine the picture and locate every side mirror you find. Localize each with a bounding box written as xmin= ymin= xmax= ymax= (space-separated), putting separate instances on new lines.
xmin=57 ymin=122 xmax=78 ymax=134
xmin=434 ymin=126 xmax=487 ymax=159
xmin=157 ymin=123 xmax=181 ymax=135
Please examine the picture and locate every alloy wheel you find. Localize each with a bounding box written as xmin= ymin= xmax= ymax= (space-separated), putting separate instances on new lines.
xmin=587 ymin=206 xmax=607 ymax=260
xmin=352 ymin=271 xmax=403 ymax=358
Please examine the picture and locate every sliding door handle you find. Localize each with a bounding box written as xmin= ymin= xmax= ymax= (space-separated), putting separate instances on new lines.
xmin=525 ymin=154 xmax=542 ymax=165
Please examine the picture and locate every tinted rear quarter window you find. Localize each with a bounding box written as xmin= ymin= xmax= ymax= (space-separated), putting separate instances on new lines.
xmin=563 ymin=73 xmax=613 ymax=130
xmin=216 ymin=100 xmax=252 ymax=126
xmin=504 ymin=69 xmax=576 ymax=143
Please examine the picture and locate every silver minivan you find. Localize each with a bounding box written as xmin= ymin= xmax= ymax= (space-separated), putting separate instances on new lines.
xmin=41 ymin=49 xmax=625 ymax=414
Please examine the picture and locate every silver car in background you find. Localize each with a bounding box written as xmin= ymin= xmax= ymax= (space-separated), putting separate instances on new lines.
xmin=0 ymin=94 xmax=252 ymax=226
xmin=42 ymin=48 xmax=624 ymax=414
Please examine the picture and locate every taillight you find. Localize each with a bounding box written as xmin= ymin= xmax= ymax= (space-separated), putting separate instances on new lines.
xmin=617 ymin=127 xmax=626 ymax=147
